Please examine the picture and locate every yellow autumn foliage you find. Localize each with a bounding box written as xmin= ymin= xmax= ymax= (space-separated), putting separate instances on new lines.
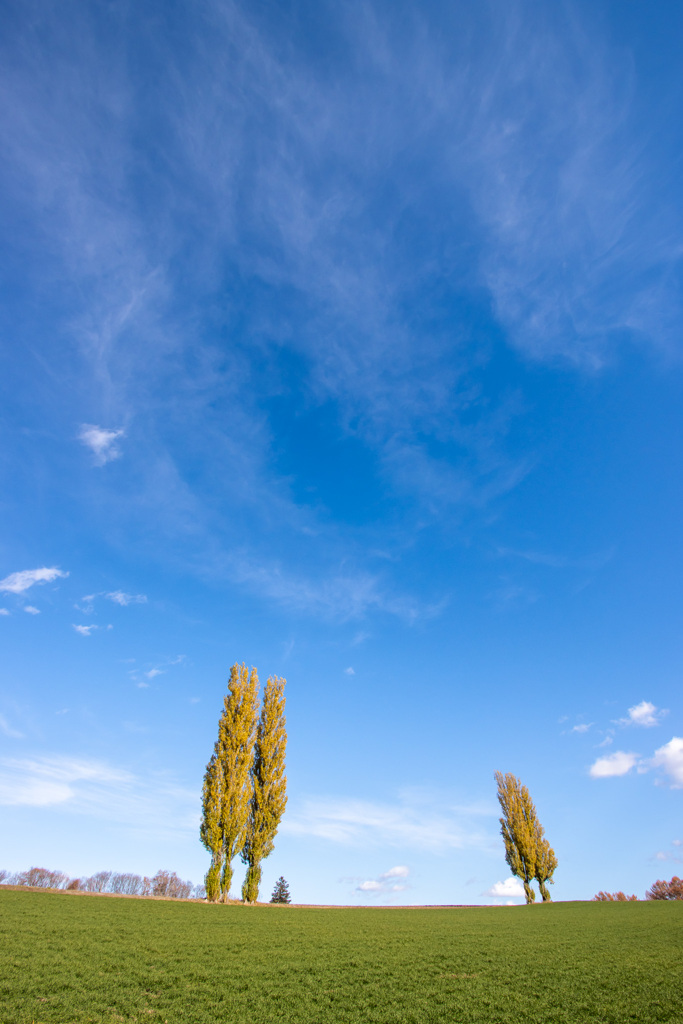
xmin=495 ymin=771 xmax=557 ymax=904
xmin=241 ymin=675 xmax=288 ymax=903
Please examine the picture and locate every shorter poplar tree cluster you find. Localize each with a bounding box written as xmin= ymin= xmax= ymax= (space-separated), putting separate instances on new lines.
xmin=495 ymin=771 xmax=558 ymax=904
xmin=200 ymin=663 xmax=287 ymax=904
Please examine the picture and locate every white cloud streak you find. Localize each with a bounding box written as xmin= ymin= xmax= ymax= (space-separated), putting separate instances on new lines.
xmin=230 ymin=556 xmax=426 ymax=623
xmin=105 ymin=591 xmax=147 ymax=606
xmin=0 ymin=567 xmax=68 ymax=594
xmin=0 ymin=755 xmax=198 ymax=839
xmin=73 ymin=624 xmax=98 ymax=636
xmin=283 ymin=792 xmax=494 ymax=852
xmin=0 ymin=756 xmax=132 ymax=807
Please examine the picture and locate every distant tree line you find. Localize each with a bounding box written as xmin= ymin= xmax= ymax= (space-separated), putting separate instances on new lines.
xmin=645 ymin=876 xmax=683 ymax=900
xmin=0 ymin=867 xmax=205 ymax=899
xmin=593 ymin=891 xmax=638 ymax=902
xmin=201 ymin=663 xmax=287 ymax=904
xmin=592 ymin=878 xmax=683 ymax=901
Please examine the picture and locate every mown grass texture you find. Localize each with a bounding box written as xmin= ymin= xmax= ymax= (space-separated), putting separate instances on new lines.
xmin=0 ymin=890 xmax=681 ymax=1023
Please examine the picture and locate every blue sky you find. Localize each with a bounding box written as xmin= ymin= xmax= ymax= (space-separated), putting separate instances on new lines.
xmin=1 ymin=0 xmax=682 ymax=905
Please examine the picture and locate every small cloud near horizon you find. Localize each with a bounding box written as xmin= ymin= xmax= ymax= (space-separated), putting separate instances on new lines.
xmin=355 ymin=865 xmax=410 ymax=897
xmin=483 ymin=878 xmax=525 ymax=900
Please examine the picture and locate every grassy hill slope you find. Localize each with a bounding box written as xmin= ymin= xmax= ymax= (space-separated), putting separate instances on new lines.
xmin=0 ymin=890 xmax=680 ymax=1023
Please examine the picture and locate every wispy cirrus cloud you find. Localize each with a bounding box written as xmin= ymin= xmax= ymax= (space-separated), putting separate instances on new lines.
xmin=0 ymin=567 xmax=68 ymax=594
xmin=229 ymin=555 xmax=426 ymax=623
xmin=283 ymin=790 xmax=494 ymax=852
xmin=105 ymin=591 xmax=147 ymax=606
xmin=0 ymin=755 xmax=198 ymax=839
xmin=2 ymin=0 xmax=680 ymax=628
xmin=0 ymin=715 xmax=24 ymax=740
xmin=497 ymin=547 xmax=615 ymax=571
xmin=0 ymin=756 xmax=132 ymax=807
xmin=128 ymin=654 xmax=185 ymax=686
xmin=76 ymin=591 xmax=147 ymax=614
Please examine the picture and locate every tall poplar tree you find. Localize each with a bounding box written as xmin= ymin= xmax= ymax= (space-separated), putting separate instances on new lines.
xmin=219 ymin=663 xmax=260 ymax=899
xmin=495 ymin=771 xmax=556 ymax=904
xmin=241 ymin=675 xmax=287 ymax=903
xmin=200 ymin=663 xmax=259 ymax=901
xmin=199 ymin=749 xmax=224 ymax=902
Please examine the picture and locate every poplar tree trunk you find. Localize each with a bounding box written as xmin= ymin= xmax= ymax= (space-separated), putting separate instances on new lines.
xmin=205 ymin=858 xmax=221 ymax=902
xmin=242 ymin=863 xmax=261 ymax=903
xmin=221 ymin=860 xmax=233 ymax=900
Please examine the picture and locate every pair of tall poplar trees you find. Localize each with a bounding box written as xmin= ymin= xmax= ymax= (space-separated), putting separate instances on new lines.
xmin=495 ymin=771 xmax=557 ymax=903
xmin=200 ymin=663 xmax=287 ymax=903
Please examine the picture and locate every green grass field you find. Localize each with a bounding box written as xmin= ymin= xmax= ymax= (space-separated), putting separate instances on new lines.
xmin=0 ymin=890 xmax=681 ymax=1023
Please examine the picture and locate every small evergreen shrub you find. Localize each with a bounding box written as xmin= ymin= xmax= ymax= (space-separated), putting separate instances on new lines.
xmin=270 ymin=876 xmax=291 ymax=904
